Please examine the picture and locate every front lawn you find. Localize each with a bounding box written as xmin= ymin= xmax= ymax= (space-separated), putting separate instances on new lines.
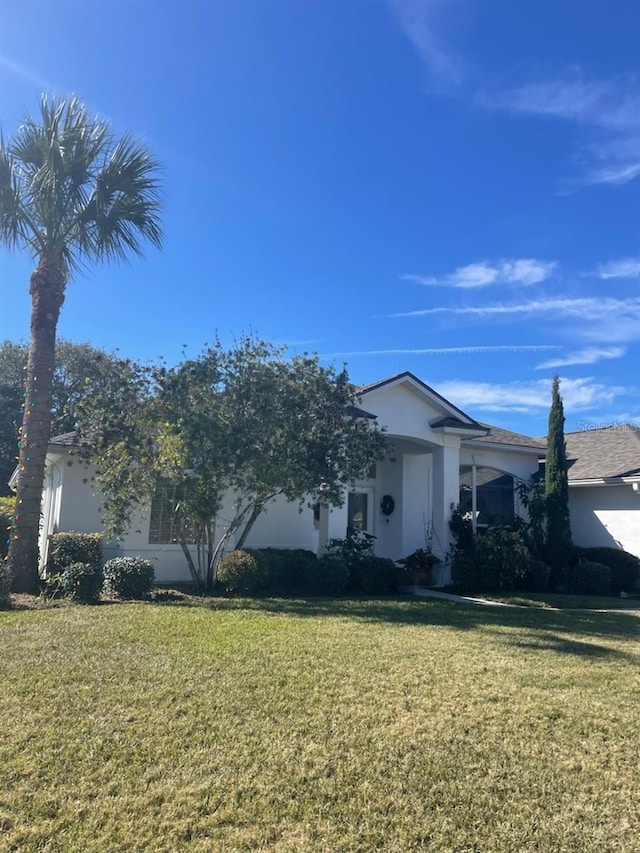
xmin=1 ymin=597 xmax=639 ymax=852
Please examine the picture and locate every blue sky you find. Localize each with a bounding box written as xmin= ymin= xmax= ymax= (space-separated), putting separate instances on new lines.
xmin=1 ymin=0 xmax=638 ymax=436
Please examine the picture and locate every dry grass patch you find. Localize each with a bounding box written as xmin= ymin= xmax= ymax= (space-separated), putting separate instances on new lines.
xmin=1 ymin=597 xmax=639 ymax=852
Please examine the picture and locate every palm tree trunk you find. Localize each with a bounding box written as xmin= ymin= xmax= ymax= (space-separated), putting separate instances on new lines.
xmin=8 ymin=260 xmax=65 ymax=593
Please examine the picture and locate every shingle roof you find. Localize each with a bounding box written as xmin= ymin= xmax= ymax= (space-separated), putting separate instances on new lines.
xmin=468 ymin=423 xmax=547 ymax=451
xmin=564 ymin=425 xmax=640 ymax=481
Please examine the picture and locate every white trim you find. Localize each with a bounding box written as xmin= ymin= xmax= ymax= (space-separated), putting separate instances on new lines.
xmin=569 ymin=477 xmax=640 ymax=487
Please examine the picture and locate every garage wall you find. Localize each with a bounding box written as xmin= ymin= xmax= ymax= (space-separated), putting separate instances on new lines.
xmin=569 ymin=484 xmax=640 ymax=557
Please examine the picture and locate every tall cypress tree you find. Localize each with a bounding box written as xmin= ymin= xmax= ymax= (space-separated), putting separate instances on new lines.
xmin=545 ymin=376 xmax=573 ymax=579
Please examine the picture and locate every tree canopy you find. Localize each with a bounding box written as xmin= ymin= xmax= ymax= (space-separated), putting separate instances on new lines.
xmin=0 ymin=339 xmax=144 ymax=496
xmin=90 ymin=338 xmax=388 ymax=591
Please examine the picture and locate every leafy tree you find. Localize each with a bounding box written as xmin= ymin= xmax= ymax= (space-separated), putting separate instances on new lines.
xmin=0 ymin=95 xmax=162 ymax=592
xmin=545 ymin=375 xmax=573 ymax=578
xmin=0 ymin=341 xmax=25 ymax=496
xmin=0 ymin=339 xmax=143 ymax=496
xmin=93 ymin=338 xmax=388 ymax=592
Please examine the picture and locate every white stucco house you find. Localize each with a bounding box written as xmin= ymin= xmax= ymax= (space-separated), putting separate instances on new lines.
xmin=31 ymin=372 xmax=640 ymax=585
xmin=34 ymin=372 xmax=545 ymax=586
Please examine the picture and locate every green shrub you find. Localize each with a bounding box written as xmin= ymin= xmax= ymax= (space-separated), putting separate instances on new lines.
xmin=104 ymin=556 xmax=155 ymax=599
xmin=217 ymin=549 xmax=268 ymax=595
xmin=452 ymin=528 xmax=531 ymax=594
xmin=246 ymin=548 xmax=317 ymax=592
xmin=523 ymin=559 xmax=551 ymax=592
xmin=570 ymin=559 xmax=611 ymax=596
xmin=449 ymin=505 xmax=474 ymax=556
xmin=451 ymin=552 xmax=484 ymax=595
xmin=273 ymin=548 xmax=317 ymax=590
xmin=303 ymin=554 xmax=349 ymax=595
xmin=326 ymin=531 xmax=375 ymax=569
xmin=576 ymin=547 xmax=639 ymax=594
xmin=0 ymin=560 xmax=10 ymax=607
xmin=47 ymin=532 xmax=103 ymax=574
xmin=57 ymin=561 xmax=103 ymax=603
xmin=354 ymin=556 xmax=397 ymax=595
xmin=0 ymin=496 xmax=14 ymax=562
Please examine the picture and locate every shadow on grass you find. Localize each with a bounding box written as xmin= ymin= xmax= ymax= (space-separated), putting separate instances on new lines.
xmin=508 ymin=630 xmax=640 ymax=663
xmin=155 ymin=593 xmax=640 ymax=653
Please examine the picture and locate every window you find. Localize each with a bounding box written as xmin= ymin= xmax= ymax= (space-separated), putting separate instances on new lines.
xmin=459 ymin=465 xmax=515 ymax=528
xmin=347 ymin=491 xmax=369 ymax=534
xmin=148 ymin=483 xmax=198 ymax=544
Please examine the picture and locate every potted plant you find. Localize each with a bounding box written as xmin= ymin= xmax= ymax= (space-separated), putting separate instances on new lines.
xmin=396 ymin=548 xmax=440 ymax=586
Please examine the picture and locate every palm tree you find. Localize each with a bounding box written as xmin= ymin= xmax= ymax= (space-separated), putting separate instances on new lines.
xmin=0 ymin=96 xmax=163 ymax=592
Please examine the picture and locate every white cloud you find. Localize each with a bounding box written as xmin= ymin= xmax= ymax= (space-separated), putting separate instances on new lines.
xmin=403 ymin=258 xmax=556 ymax=289
xmin=594 ymin=258 xmax=640 ymax=280
xmin=436 ymin=377 xmax=627 ymax=414
xmin=535 ymin=347 xmax=626 ymax=370
xmin=479 ymin=74 xmax=640 ymax=188
xmin=392 ymin=294 xmax=640 ymax=322
xmin=580 ymin=161 xmax=640 ymax=188
xmin=387 ymin=0 xmax=466 ymax=89
xmin=391 ymin=295 xmax=640 ymax=347
xmin=324 ymin=345 xmax=559 ymax=358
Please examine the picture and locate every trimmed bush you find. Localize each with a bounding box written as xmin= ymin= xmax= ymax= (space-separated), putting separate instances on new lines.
xmin=576 ymin=547 xmax=639 ymax=594
xmin=58 ymin=561 xmax=103 ymax=603
xmin=523 ymin=559 xmax=551 ymax=592
xmin=245 ymin=548 xmax=317 ymax=592
xmin=355 ymin=556 xmax=397 ymax=595
xmin=217 ymin=549 xmax=268 ymax=595
xmin=104 ymin=556 xmax=154 ymax=599
xmin=47 ymin=532 xmax=103 ymax=575
xmin=451 ymin=552 xmax=483 ymax=595
xmin=272 ymin=548 xmax=317 ymax=590
xmin=303 ymin=555 xmax=349 ymax=595
xmin=570 ymin=559 xmax=611 ymax=596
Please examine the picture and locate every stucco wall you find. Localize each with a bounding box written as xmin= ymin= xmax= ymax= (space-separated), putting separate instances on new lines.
xmin=47 ymin=452 xmax=320 ymax=583
xmin=55 ymin=454 xmax=104 ymax=534
xmin=459 ymin=445 xmax=539 ymax=483
xmin=569 ymin=484 xmax=640 ymax=557
xmin=401 ymin=453 xmax=432 ymax=558
xmin=361 ymin=383 xmax=447 ymax=446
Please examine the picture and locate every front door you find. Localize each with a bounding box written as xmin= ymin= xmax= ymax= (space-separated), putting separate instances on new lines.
xmin=347 ymin=488 xmax=374 ymax=537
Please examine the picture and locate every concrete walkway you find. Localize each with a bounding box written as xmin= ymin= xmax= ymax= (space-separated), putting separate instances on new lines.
xmin=405 ymin=585 xmax=640 ymax=612
xmin=405 ymin=586 xmax=520 ymax=607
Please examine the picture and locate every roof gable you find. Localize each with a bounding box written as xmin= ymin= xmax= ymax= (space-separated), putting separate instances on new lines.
xmin=358 ymin=372 xmax=481 ymax=427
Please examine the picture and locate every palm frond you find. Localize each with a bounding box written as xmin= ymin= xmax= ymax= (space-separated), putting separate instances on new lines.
xmin=0 ymin=94 xmax=163 ymax=272
xmin=0 ymin=139 xmax=22 ymax=248
xmin=77 ymin=133 xmax=163 ymax=261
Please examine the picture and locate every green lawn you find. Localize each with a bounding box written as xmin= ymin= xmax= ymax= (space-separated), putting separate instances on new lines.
xmin=1 ymin=597 xmax=639 ymax=852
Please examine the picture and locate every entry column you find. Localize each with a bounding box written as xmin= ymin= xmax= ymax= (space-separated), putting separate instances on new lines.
xmin=431 ymin=435 xmax=461 ymax=581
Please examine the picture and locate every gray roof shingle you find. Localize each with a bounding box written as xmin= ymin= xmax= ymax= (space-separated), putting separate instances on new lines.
xmin=564 ymin=425 xmax=640 ymax=481
xmin=468 ymin=423 xmax=547 ymax=451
